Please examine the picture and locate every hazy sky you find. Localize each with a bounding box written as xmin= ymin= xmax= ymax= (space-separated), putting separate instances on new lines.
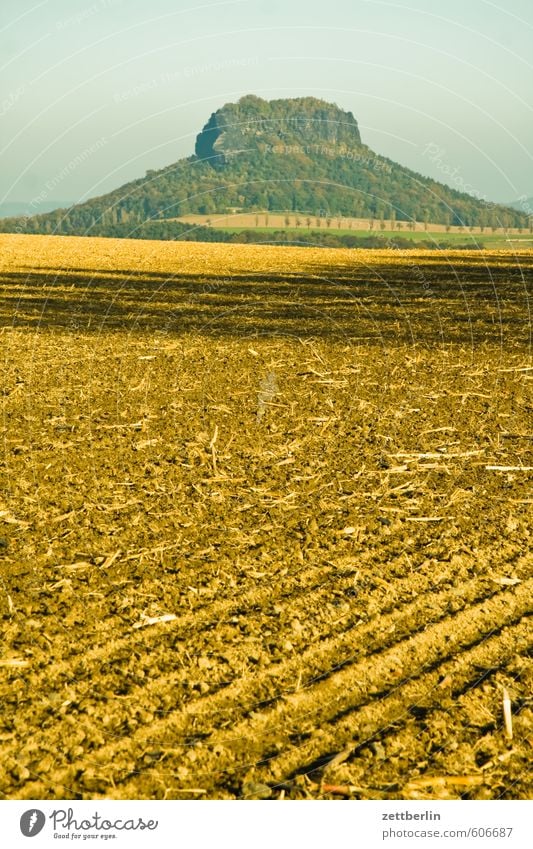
xmin=1 ymin=0 xmax=532 ymax=206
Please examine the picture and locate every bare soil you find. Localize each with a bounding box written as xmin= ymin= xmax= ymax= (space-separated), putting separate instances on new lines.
xmin=0 ymin=236 xmax=531 ymax=800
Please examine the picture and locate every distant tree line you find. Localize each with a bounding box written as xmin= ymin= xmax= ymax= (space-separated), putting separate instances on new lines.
xmin=0 ymin=212 xmax=481 ymax=250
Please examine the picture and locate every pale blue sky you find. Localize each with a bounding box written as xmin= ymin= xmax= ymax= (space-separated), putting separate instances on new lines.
xmin=1 ymin=0 xmax=532 ymax=205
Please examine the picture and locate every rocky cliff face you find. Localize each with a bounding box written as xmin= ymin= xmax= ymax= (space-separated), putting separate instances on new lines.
xmin=195 ymin=95 xmax=362 ymax=165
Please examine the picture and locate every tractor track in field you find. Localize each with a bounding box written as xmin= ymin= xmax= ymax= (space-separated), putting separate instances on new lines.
xmin=13 ymin=581 xmax=530 ymax=799
xmin=3 ymin=568 xmax=531 ymax=799
xmin=3 ymin=548 xmax=526 ymax=732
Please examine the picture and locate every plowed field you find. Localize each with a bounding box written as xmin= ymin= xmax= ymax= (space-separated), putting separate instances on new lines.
xmin=0 ymin=235 xmax=531 ymax=800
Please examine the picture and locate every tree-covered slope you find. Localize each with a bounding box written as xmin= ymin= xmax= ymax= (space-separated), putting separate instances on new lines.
xmin=1 ymin=95 xmax=527 ymax=239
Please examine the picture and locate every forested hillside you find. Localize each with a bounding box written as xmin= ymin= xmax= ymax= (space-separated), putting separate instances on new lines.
xmin=1 ymin=95 xmax=526 ymax=240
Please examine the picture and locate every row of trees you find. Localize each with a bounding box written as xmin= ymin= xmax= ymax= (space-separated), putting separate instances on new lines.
xmin=0 ymin=213 xmax=480 ymax=251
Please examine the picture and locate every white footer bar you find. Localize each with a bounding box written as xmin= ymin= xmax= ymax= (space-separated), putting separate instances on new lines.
xmin=3 ymin=799 xmax=531 ymax=848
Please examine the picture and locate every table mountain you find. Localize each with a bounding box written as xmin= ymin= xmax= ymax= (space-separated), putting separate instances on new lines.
xmin=1 ymin=95 xmax=526 ymax=239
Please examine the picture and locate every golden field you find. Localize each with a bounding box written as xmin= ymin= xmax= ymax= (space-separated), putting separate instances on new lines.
xmin=0 ymin=234 xmax=532 ymax=800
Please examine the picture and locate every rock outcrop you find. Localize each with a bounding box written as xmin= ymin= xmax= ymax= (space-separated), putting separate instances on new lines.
xmin=195 ymin=95 xmax=362 ymax=164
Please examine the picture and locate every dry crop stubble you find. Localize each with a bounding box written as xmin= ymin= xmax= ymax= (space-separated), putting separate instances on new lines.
xmin=0 ymin=234 xmax=531 ymax=799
